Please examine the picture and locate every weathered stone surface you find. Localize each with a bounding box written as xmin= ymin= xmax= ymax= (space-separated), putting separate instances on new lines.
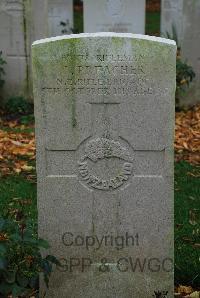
xmin=32 ymin=33 xmax=176 ymax=298
xmin=83 ymin=0 xmax=145 ymax=34
xmin=161 ymin=0 xmax=200 ymax=104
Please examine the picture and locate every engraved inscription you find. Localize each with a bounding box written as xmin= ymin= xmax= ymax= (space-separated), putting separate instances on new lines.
xmin=78 ymin=138 xmax=133 ymax=191
xmin=40 ymin=52 xmax=169 ymax=97
xmin=106 ymin=0 xmax=124 ymax=18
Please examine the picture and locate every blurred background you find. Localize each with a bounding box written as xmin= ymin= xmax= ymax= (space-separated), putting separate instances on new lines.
xmin=0 ymin=0 xmax=199 ymax=108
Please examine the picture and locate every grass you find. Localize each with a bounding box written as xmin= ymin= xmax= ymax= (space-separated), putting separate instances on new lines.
xmin=0 ymin=126 xmax=34 ymax=134
xmin=74 ymin=10 xmax=83 ymax=33
xmin=145 ymin=11 xmax=160 ymax=35
xmin=175 ymin=161 xmax=200 ymax=286
xmin=0 ymin=175 xmax=37 ymax=224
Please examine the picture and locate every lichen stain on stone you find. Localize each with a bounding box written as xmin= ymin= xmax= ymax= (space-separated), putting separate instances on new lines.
xmin=111 ymin=36 xmax=125 ymax=47
xmin=64 ymin=38 xmax=83 ymax=128
xmin=32 ymin=48 xmax=48 ymax=96
xmin=48 ymin=38 xmax=80 ymax=128
xmin=32 ymin=49 xmax=43 ymax=76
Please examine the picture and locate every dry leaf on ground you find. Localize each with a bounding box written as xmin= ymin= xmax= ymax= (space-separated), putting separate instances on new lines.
xmin=175 ymin=105 xmax=200 ymax=165
xmin=0 ymin=128 xmax=35 ymax=175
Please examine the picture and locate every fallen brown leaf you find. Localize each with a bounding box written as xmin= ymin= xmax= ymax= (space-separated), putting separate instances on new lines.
xmin=175 ymin=105 xmax=200 ymax=165
xmin=0 ymin=127 xmax=35 ymax=176
xmin=177 ymin=285 xmax=193 ymax=295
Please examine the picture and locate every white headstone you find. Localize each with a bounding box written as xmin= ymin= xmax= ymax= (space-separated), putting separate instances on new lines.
xmin=48 ymin=0 xmax=74 ymax=37
xmin=0 ymin=0 xmax=47 ymax=98
xmin=0 ymin=0 xmax=73 ymax=99
xmin=32 ymin=33 xmax=176 ymax=298
xmin=161 ymin=0 xmax=200 ymax=104
xmin=0 ymin=0 xmax=26 ymax=97
xmin=83 ymin=0 xmax=146 ymax=34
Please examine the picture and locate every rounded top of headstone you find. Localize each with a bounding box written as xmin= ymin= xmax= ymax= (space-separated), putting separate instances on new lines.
xmin=32 ymin=33 xmax=176 ymax=47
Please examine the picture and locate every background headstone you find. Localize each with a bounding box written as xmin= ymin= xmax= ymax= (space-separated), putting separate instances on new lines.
xmin=0 ymin=0 xmax=73 ymax=99
xmin=32 ymin=33 xmax=176 ymax=298
xmin=161 ymin=0 xmax=200 ymax=104
xmin=83 ymin=0 xmax=146 ymax=33
xmin=48 ymin=0 xmax=74 ymax=37
xmin=0 ymin=0 xmax=28 ymax=98
xmin=0 ymin=0 xmax=48 ymax=99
